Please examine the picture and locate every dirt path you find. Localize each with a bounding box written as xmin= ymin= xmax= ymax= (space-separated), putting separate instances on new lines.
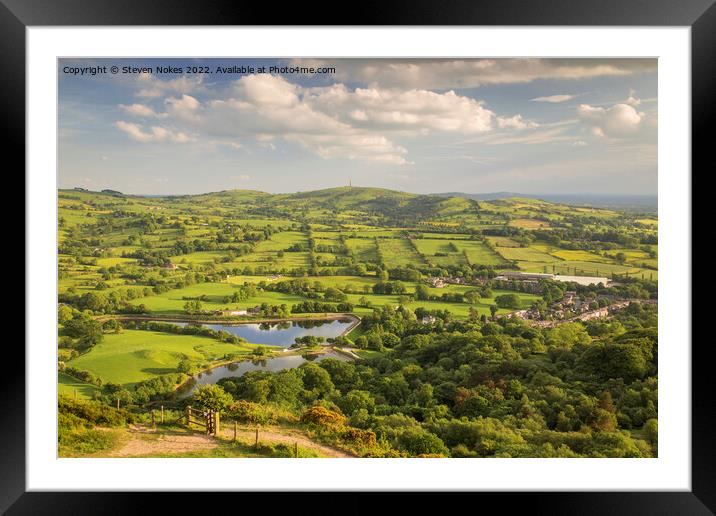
xmin=219 ymin=425 xmax=353 ymax=458
xmin=104 ymin=424 xmax=353 ymax=458
xmin=107 ymin=425 xmax=219 ymax=457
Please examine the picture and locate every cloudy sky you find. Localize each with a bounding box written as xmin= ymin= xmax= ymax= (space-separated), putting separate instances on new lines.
xmin=58 ymin=58 xmax=657 ymax=195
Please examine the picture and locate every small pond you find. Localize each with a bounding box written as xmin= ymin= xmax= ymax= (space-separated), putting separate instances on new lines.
xmin=177 ymin=351 xmax=351 ymax=398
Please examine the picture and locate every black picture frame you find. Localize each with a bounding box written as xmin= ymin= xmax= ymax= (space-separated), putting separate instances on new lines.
xmin=5 ymin=0 xmax=710 ymax=512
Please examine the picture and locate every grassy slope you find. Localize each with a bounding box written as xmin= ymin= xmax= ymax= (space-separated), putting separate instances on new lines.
xmin=58 ymin=372 xmax=101 ymax=400
xmin=68 ymin=330 xmax=264 ymax=386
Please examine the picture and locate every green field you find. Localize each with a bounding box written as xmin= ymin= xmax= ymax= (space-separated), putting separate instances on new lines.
xmin=377 ymin=238 xmax=425 ymax=267
xmin=129 ymin=283 xmax=306 ymax=315
xmin=413 ymin=239 xmax=467 ymax=267
xmin=68 ymin=330 xmax=263 ymax=386
xmin=345 ymin=238 xmax=379 ymax=263
xmin=457 ymin=240 xmax=508 ymax=266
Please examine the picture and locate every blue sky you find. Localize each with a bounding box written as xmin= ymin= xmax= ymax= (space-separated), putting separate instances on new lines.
xmin=58 ymin=58 xmax=657 ymax=195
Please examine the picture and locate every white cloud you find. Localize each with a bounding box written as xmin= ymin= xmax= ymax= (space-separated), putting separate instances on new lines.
xmin=119 ymin=103 xmax=162 ymax=117
xmin=531 ymin=94 xmax=577 ymax=103
xmin=115 ymin=121 xmax=192 ymax=143
xmin=232 ymin=175 xmax=251 ymax=182
xmin=577 ymin=103 xmax=644 ymax=138
xmin=496 ymin=115 xmax=539 ymax=130
xmin=304 ymin=84 xmax=495 ymax=135
xmin=626 ymin=90 xmax=641 ymax=106
xmin=116 ymin=74 xmax=540 ymax=164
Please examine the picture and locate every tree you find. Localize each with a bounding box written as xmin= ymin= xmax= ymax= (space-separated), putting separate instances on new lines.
xmin=337 ymin=390 xmax=375 ymax=416
xmin=63 ymin=316 xmax=104 ymax=349
xmin=324 ymin=287 xmax=347 ymax=302
xmin=299 ymin=363 xmax=335 ymax=398
xmin=395 ymin=428 xmax=449 ymax=456
xmin=546 ymin=322 xmax=591 ymax=349
xmin=489 ymin=305 xmax=498 ymax=320
xmin=183 ymin=299 xmax=203 ymax=314
xmin=643 ymin=418 xmax=658 ymax=451
xmin=494 ymin=293 xmax=521 ymax=309
xmin=577 ymin=342 xmax=648 ymax=382
xmin=415 ymin=284 xmax=430 ymax=301
xmin=192 ymin=384 xmax=233 ymax=413
xmin=58 ymin=305 xmax=75 ymax=324
xmin=464 ymin=290 xmax=481 ymax=304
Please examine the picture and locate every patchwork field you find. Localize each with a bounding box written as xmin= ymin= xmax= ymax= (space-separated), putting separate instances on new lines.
xmin=377 ymin=238 xmax=425 ymax=268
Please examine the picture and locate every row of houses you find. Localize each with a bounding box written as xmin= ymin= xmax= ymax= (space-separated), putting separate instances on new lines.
xmin=427 ymin=276 xmax=467 ymax=288
xmin=531 ymin=300 xmax=642 ymax=328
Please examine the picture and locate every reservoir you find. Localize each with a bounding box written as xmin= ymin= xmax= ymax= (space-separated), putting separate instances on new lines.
xmin=177 ymin=351 xmax=351 ymax=398
xmin=139 ymin=316 xmax=356 ymax=347
xmin=202 ymin=318 xmax=354 ymax=346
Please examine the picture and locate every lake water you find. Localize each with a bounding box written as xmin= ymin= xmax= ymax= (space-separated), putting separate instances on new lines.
xmin=154 ymin=317 xmax=354 ymax=347
xmin=177 ymin=351 xmax=351 ymax=398
xmin=202 ymin=318 xmax=354 ymax=346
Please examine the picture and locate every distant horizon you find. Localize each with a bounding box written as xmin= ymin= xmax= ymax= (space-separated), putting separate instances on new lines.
xmin=62 ymin=184 xmax=658 ymax=199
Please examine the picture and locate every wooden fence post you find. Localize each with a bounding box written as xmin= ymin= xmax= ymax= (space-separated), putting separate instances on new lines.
xmin=186 ymin=405 xmax=191 ymax=427
xmin=215 ymin=412 xmax=220 ymax=436
xmin=255 ymin=428 xmax=259 ymax=448
xmin=151 ymin=410 xmax=156 ymax=428
xmin=160 ymin=405 xmax=164 ymax=423
xmin=294 ymin=442 xmax=298 ymax=458
xmin=116 ymin=398 xmax=120 ymax=410
xmin=233 ymin=421 xmax=237 ymax=442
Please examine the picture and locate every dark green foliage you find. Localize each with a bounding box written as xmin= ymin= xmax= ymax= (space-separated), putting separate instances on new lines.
xmin=222 ymin=304 xmax=657 ymax=457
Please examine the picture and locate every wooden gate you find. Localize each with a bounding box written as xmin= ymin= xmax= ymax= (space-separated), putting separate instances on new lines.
xmin=185 ymin=405 xmax=220 ymax=436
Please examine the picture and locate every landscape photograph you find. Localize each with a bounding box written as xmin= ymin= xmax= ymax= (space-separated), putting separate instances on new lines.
xmin=57 ymin=57 xmax=658 ymax=458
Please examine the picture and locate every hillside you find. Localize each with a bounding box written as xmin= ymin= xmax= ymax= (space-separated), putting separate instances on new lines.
xmin=60 ymin=186 xmax=597 ymax=226
xmin=433 ymin=191 xmax=658 ymax=213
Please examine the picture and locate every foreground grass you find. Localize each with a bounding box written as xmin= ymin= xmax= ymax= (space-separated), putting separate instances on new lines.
xmin=58 ymin=372 xmax=101 ymax=400
xmin=59 ymin=428 xmax=125 ymax=457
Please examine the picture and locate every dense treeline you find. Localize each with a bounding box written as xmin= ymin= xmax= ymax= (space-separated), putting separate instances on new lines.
xmin=203 ymin=303 xmax=657 ymax=457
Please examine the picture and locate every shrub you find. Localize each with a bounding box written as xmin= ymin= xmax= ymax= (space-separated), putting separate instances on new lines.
xmin=300 ymin=405 xmax=346 ymax=427
xmin=192 ymin=384 xmax=234 ymax=413
xmin=340 ymin=427 xmax=377 ymax=447
xmin=228 ymin=400 xmax=277 ymax=425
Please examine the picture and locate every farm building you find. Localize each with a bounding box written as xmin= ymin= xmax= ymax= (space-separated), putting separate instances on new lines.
xmin=495 ymin=272 xmax=554 ymax=282
xmin=219 ymin=309 xmax=247 ymax=316
xmin=445 ymin=277 xmax=466 ymax=285
xmin=495 ymin=271 xmax=609 ymax=286
xmin=427 ymin=277 xmax=446 ymax=288
xmin=553 ymin=275 xmax=609 ymax=286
